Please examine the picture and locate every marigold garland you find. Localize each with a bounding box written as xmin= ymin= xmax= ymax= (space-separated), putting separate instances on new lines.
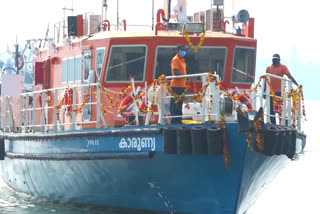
xmin=215 ymin=121 xmax=229 ymax=170
xmin=45 ymin=72 xmax=306 ymax=130
xmin=183 ymin=28 xmax=206 ymax=52
xmin=245 ymin=132 xmax=254 ymax=151
xmin=254 ymin=112 xmax=264 ymax=152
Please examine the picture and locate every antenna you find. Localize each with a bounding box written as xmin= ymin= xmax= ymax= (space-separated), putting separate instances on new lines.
xmin=102 ymin=0 xmax=108 ymax=20
xmin=117 ymin=0 xmax=119 ymax=30
xmin=62 ymin=2 xmax=74 ymax=37
xmin=152 ymin=0 xmax=154 ymax=30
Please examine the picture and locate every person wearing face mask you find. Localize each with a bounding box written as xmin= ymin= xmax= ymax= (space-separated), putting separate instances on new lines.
xmin=265 ymin=54 xmax=299 ymax=124
xmin=170 ymin=45 xmax=187 ymax=124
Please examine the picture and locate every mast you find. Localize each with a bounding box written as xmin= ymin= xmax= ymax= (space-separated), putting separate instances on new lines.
xmin=104 ymin=0 xmax=108 ymax=19
xmin=102 ymin=0 xmax=108 ymax=20
xmin=152 ymin=0 xmax=154 ymax=30
xmin=117 ymin=0 xmax=119 ymax=30
xmin=14 ymin=36 xmax=20 ymax=74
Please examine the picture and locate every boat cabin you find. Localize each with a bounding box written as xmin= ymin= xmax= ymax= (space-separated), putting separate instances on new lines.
xmin=31 ymin=22 xmax=256 ymax=128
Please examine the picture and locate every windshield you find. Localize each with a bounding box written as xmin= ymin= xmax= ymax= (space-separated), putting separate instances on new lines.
xmin=231 ymin=47 xmax=256 ymax=84
xmin=154 ymin=46 xmax=227 ymax=80
xmin=106 ymin=46 xmax=147 ymax=82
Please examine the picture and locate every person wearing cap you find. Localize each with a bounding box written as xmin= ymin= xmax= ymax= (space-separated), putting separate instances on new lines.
xmin=265 ymin=54 xmax=299 ymax=124
xmin=170 ymin=45 xmax=187 ymax=124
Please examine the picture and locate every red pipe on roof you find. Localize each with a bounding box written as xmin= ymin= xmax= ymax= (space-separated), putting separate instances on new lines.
xmin=103 ymin=20 xmax=110 ymax=31
xmin=123 ymin=19 xmax=127 ymax=31
xmin=157 ymin=9 xmax=165 ymax=23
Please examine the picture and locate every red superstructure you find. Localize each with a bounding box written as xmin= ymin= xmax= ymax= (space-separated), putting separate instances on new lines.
xmin=33 ymin=20 xmax=257 ymax=128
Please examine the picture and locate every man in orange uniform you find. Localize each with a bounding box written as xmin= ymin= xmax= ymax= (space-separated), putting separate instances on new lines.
xmin=170 ymin=45 xmax=187 ymax=124
xmin=266 ymin=54 xmax=299 ymax=124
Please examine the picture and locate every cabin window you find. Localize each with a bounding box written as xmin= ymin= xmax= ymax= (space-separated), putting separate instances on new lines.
xmin=62 ymin=59 xmax=68 ymax=83
xmin=68 ymin=58 xmax=75 ymax=82
xmin=83 ymin=50 xmax=92 ymax=82
xmin=75 ymin=57 xmax=82 ymax=81
xmin=96 ymin=48 xmax=106 ymax=80
xmin=154 ymin=46 xmax=227 ymax=81
xmin=231 ymin=47 xmax=256 ymax=84
xmin=106 ymin=45 xmax=147 ymax=82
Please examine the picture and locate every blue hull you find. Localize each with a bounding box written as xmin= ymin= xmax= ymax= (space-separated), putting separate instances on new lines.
xmin=0 ymin=123 xmax=305 ymax=214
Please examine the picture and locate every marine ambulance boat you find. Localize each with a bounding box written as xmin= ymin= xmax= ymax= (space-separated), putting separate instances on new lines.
xmin=0 ymin=4 xmax=306 ymax=214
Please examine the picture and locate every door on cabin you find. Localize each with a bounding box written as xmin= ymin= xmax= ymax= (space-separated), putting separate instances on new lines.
xmin=82 ymin=49 xmax=92 ymax=121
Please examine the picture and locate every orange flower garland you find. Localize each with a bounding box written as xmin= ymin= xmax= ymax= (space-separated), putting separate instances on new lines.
xmin=215 ymin=121 xmax=229 ymax=170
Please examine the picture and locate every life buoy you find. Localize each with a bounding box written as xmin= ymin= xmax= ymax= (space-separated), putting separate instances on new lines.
xmin=119 ymin=94 xmax=134 ymax=117
xmin=238 ymin=94 xmax=253 ymax=109
xmin=64 ymin=88 xmax=73 ymax=112
xmin=119 ymin=94 xmax=132 ymax=108
xmin=120 ymin=93 xmax=147 ymax=116
xmin=140 ymin=98 xmax=146 ymax=110
xmin=232 ymin=91 xmax=253 ymax=109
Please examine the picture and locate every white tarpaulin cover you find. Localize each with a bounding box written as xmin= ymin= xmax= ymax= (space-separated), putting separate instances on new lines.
xmin=1 ymin=74 xmax=23 ymax=98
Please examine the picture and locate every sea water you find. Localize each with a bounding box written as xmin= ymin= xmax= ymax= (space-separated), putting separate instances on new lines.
xmin=248 ymin=100 xmax=320 ymax=214
xmin=0 ymin=100 xmax=318 ymax=214
xmin=0 ymin=178 xmax=117 ymax=214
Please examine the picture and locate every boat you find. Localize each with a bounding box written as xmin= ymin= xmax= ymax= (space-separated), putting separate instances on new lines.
xmin=0 ymin=1 xmax=307 ymax=213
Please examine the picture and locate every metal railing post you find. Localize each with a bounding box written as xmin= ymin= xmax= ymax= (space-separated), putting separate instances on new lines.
xmin=287 ymin=81 xmax=292 ymax=127
xmin=214 ymin=75 xmax=220 ymax=121
xmin=131 ymin=79 xmax=140 ymax=125
xmin=32 ymin=93 xmax=36 ymax=132
xmin=260 ymin=78 xmax=265 ymax=110
xmin=96 ymin=85 xmax=101 ymax=129
xmin=72 ymin=88 xmax=76 ymax=130
xmin=41 ymin=92 xmax=46 ymax=132
xmin=158 ymin=84 xmax=164 ymax=125
xmin=24 ymin=94 xmax=30 ymax=133
xmin=297 ymin=90 xmax=302 ymax=131
xmin=201 ymin=75 xmax=207 ymax=123
xmin=19 ymin=95 xmax=23 ymax=132
xmin=252 ymin=90 xmax=257 ymax=110
xmin=281 ymin=79 xmax=286 ymax=126
xmin=53 ymin=89 xmax=58 ymax=132
xmin=265 ymin=76 xmax=271 ymax=123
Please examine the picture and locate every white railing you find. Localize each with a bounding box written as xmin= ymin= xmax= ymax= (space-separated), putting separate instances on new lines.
xmin=2 ymin=83 xmax=106 ymax=133
xmin=148 ymin=72 xmax=221 ymax=125
xmin=0 ymin=72 xmax=304 ymax=133
xmin=254 ymin=73 xmax=302 ymax=131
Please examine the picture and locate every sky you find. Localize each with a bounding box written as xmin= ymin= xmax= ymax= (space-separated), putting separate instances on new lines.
xmin=0 ymin=0 xmax=319 ymax=99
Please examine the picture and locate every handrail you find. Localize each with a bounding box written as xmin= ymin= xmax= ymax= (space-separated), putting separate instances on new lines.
xmin=259 ymin=73 xmax=303 ymax=130
xmin=152 ymin=72 xmax=220 ymax=125
xmin=15 ymin=83 xmax=104 ymax=133
xmin=20 ymin=83 xmax=99 ymax=96
xmin=1 ymin=72 xmax=304 ymax=134
xmin=165 ymin=72 xmax=209 ymax=79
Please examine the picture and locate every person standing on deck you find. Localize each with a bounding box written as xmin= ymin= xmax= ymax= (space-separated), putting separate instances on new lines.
xmin=265 ymin=53 xmax=299 ymax=124
xmin=170 ymin=45 xmax=187 ymax=124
